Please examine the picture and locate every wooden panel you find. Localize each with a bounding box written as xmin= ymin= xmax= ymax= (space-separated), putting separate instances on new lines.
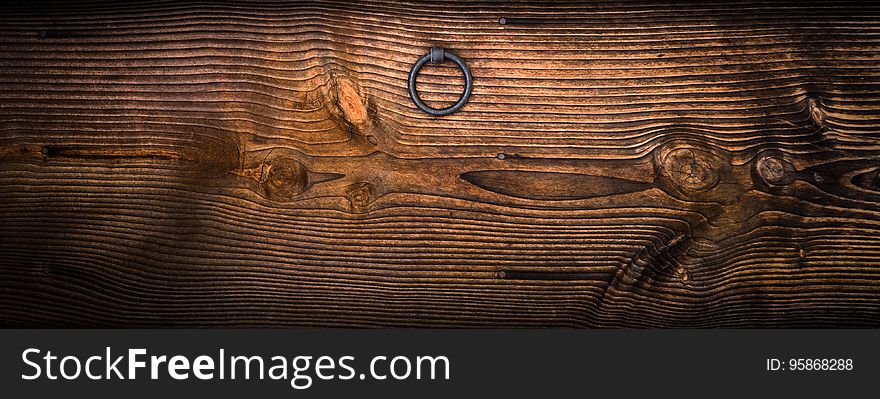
xmin=1 ymin=1 xmax=879 ymax=327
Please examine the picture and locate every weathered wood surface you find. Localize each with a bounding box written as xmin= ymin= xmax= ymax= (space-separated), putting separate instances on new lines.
xmin=1 ymin=1 xmax=879 ymax=327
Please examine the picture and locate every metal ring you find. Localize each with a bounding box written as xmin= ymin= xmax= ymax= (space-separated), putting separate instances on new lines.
xmin=408 ymin=47 xmax=472 ymax=116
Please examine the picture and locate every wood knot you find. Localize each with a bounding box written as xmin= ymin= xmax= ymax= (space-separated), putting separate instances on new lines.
xmin=335 ymin=77 xmax=369 ymax=128
xmin=660 ymin=147 xmax=724 ymax=193
xmin=346 ymin=182 xmax=375 ymax=212
xmin=261 ymin=157 xmax=308 ymax=200
xmin=806 ymin=97 xmax=827 ymax=127
xmin=755 ymin=155 xmax=795 ymax=186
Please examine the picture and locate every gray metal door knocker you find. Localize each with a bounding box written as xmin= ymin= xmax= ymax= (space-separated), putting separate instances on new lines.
xmin=408 ymin=47 xmax=473 ymax=116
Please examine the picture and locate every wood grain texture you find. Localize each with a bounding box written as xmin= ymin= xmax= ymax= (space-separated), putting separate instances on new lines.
xmin=1 ymin=0 xmax=879 ymax=327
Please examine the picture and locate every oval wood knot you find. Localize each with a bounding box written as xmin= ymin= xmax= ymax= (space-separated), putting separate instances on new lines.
xmin=756 ymin=155 xmax=795 ymax=186
xmin=660 ymin=147 xmax=724 ymax=193
xmin=346 ymin=182 xmax=376 ymax=212
xmin=261 ymin=157 xmax=309 ymax=200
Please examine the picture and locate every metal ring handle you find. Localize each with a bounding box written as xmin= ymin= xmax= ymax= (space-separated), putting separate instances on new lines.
xmin=408 ymin=47 xmax=472 ymax=116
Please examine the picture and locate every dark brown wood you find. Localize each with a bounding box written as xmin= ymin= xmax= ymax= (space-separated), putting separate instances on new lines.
xmin=1 ymin=1 xmax=879 ymax=327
